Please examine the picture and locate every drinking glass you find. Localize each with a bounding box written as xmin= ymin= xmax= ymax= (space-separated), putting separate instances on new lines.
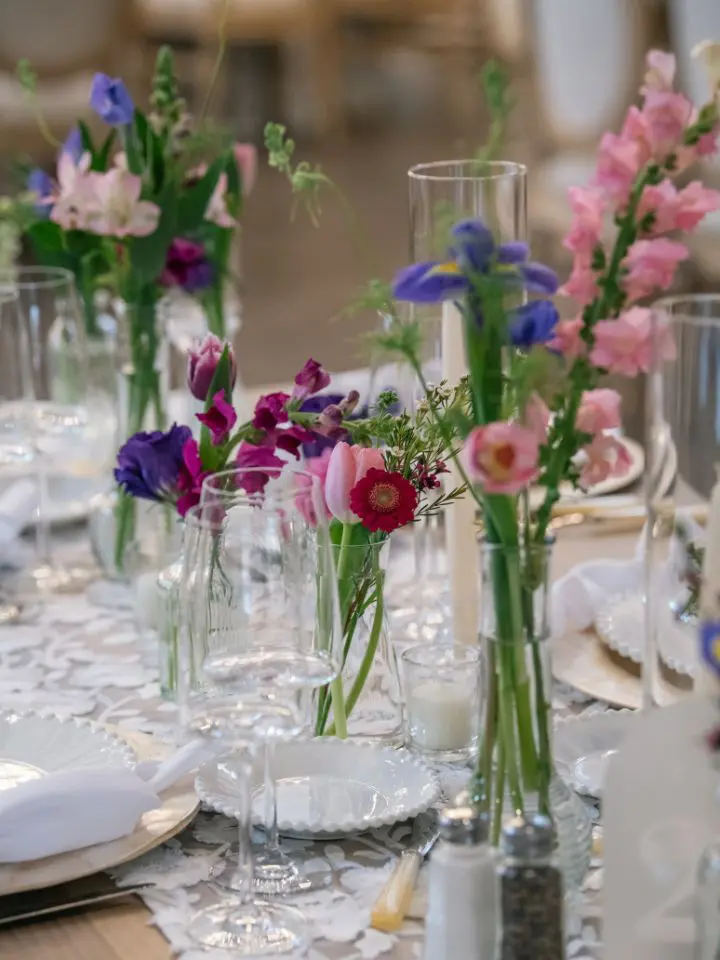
xmin=0 ymin=268 xmax=113 ymax=590
xmin=187 ymin=468 xmax=342 ymax=894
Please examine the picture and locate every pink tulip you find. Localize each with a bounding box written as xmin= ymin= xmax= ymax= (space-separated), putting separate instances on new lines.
xmin=559 ymin=257 xmax=599 ymax=307
xmin=463 ymin=422 xmax=540 ymax=495
xmin=233 ymin=143 xmax=257 ymax=196
xmin=642 ymin=50 xmax=676 ymax=94
xmin=563 ymin=186 xmax=606 ymax=257
xmin=623 ymin=238 xmax=688 ymax=303
xmin=85 ymin=168 xmax=160 ymax=238
xmin=590 ymin=306 xmax=675 ymax=377
xmin=523 ymin=393 xmax=550 ymax=443
xmin=580 ymin=433 xmax=633 ymax=489
xmin=548 ymin=316 xmax=585 ymax=360
xmin=594 ymin=132 xmax=643 ymax=204
xmin=324 ymin=442 xmax=385 ymax=523
xmin=576 ymin=389 xmax=622 ymax=435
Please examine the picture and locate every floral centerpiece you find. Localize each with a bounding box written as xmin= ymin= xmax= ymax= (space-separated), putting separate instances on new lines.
xmin=384 ymin=48 xmax=720 ymax=844
xmin=115 ymin=336 xmax=465 ymax=725
xmin=12 ymin=47 xmax=255 ymax=566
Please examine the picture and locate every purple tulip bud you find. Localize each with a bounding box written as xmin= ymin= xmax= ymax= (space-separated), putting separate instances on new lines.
xmin=187 ymin=334 xmax=237 ymax=402
xmin=89 ymin=73 xmax=134 ymax=126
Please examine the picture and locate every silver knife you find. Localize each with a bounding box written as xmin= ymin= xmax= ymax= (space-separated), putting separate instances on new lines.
xmin=0 ymin=881 xmax=152 ymax=926
xmin=370 ymin=809 xmax=439 ymax=932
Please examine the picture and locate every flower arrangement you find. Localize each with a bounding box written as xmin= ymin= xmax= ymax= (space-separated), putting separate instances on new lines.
xmin=383 ymin=48 xmax=720 ymax=839
xmin=115 ymin=334 xmax=465 ymax=730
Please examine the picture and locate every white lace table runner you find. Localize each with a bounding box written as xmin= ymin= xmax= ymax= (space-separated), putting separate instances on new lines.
xmin=1 ymin=552 xmax=603 ymax=960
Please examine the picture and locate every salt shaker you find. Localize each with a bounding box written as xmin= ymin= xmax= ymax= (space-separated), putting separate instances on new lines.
xmin=423 ymin=804 xmax=497 ymax=960
xmin=498 ymin=814 xmax=564 ymax=960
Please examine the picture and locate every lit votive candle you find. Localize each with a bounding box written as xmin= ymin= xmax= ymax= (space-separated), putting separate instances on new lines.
xmin=402 ymin=643 xmax=483 ymax=763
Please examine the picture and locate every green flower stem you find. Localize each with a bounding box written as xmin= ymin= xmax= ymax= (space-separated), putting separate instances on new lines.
xmin=201 ymin=284 xmax=226 ymax=338
xmin=491 ymin=735 xmax=506 ymax=848
xmin=326 ymin=521 xmax=354 ymax=739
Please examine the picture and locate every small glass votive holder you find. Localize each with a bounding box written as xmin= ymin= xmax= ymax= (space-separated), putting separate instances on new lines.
xmin=401 ymin=643 xmax=482 ymax=763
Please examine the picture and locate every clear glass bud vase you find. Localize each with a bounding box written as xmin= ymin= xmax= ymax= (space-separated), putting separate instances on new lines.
xmin=315 ymin=540 xmax=402 ymax=743
xmin=469 ymin=540 xmax=592 ymax=891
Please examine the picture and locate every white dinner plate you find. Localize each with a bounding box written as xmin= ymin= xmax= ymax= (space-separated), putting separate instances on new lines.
xmin=0 ymin=713 xmax=135 ymax=792
xmin=555 ymin=709 xmax=636 ymax=799
xmin=197 ymin=738 xmax=441 ymax=840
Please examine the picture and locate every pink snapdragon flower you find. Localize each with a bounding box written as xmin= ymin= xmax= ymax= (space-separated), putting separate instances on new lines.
xmin=623 ymin=238 xmax=688 ymax=303
xmin=563 ymin=186 xmax=606 ymax=257
xmin=463 ymin=422 xmax=540 ymax=495
xmin=636 ymin=180 xmax=679 ymax=234
xmin=641 ymin=90 xmax=694 ymax=158
xmin=324 ymin=442 xmax=385 ymax=524
xmin=594 ymin=132 xmax=643 ymax=204
xmin=576 ymin=389 xmax=622 ymax=435
xmin=580 ymin=433 xmax=633 ymax=489
xmin=559 ymin=258 xmax=600 ymax=306
xmin=85 ymin=167 xmax=160 ymax=237
xmin=548 ymin=316 xmax=584 ymax=360
xmin=642 ymin=50 xmax=676 ymax=94
xmin=590 ymin=306 xmax=675 ymax=377
xmin=672 ymin=181 xmax=720 ymax=230
xmin=523 ymin=393 xmax=550 ymax=444
xmin=233 ymin=143 xmax=257 ymax=195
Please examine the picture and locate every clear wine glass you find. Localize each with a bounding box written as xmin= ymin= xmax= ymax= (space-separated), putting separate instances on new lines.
xmin=0 ymin=267 xmax=112 ymax=591
xmin=198 ymin=466 xmax=342 ymax=896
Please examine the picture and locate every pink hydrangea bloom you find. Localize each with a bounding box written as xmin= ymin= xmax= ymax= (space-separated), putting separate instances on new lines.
xmin=594 ymin=132 xmax=643 ymax=204
xmin=559 ymin=258 xmax=600 ymax=306
xmin=548 ymin=316 xmax=585 ymax=359
xmin=576 ymin=389 xmax=622 ymax=435
xmin=462 ymin=422 xmax=540 ymax=495
xmin=623 ymin=238 xmax=688 ymax=303
xmin=580 ymin=434 xmax=633 ymax=489
xmin=563 ymin=186 xmax=606 ymax=257
xmin=590 ymin=306 xmax=675 ymax=377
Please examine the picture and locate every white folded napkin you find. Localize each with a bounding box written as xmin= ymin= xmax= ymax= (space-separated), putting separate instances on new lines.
xmin=0 ymin=480 xmax=37 ymax=569
xmin=0 ymin=738 xmax=221 ymax=863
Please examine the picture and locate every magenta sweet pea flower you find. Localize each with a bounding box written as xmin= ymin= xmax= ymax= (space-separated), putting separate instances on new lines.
xmin=160 ymin=238 xmax=214 ymax=293
xmin=187 ymin=334 xmax=237 ymax=402
xmin=196 ymin=390 xmax=238 ymax=445
xmin=292 ymin=359 xmax=331 ymax=402
xmin=252 ymin=392 xmax=290 ymax=432
xmin=235 ymin=443 xmax=285 ymax=494
xmin=176 ymin=438 xmax=209 ymax=517
xmin=274 ymin=424 xmax=316 ymax=460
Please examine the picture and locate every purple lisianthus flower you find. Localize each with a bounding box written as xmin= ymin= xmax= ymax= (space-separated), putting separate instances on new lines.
xmin=292 ymin=358 xmax=331 ymax=402
xmin=61 ymin=126 xmax=84 ymax=164
xmin=90 ymin=73 xmax=134 ymax=125
xmin=115 ymin=424 xmax=191 ymax=502
xmin=701 ymin=622 xmax=720 ymax=679
xmin=252 ymin=392 xmax=290 ymax=432
xmin=26 ymin=168 xmax=54 ymax=217
xmin=187 ymin=334 xmax=237 ymax=402
xmin=160 ymin=238 xmax=214 ymax=293
xmin=197 ymin=390 xmax=238 ymax=445
xmin=235 ymin=443 xmax=285 ymax=495
xmin=509 ymin=300 xmax=560 ymax=348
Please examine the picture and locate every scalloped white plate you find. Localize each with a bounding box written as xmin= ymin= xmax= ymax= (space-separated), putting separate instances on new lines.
xmin=595 ymin=592 xmax=698 ymax=678
xmin=0 ymin=712 xmax=135 ymax=791
xmin=555 ymin=708 xmax=637 ymax=799
xmin=197 ymin=738 xmax=441 ymax=840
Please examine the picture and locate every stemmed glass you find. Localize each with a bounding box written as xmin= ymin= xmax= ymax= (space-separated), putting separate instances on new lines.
xmin=178 ymin=471 xmax=341 ymax=951
xmin=199 ymin=466 xmax=340 ymax=896
xmin=0 ymin=267 xmax=114 ymax=591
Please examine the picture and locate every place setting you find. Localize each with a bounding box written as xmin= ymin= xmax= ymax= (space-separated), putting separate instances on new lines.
xmin=2 ymin=26 xmax=720 ymax=960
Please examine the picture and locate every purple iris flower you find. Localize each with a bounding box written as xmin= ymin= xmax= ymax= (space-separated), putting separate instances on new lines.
xmin=115 ymin=424 xmax=191 ymax=502
xmin=392 ymin=218 xmax=559 ymax=303
xmin=61 ymin=126 xmax=84 ymax=164
xmin=509 ymin=300 xmax=560 ymax=348
xmin=26 ymin=168 xmax=53 ymax=217
xmin=89 ymin=73 xmax=134 ymax=126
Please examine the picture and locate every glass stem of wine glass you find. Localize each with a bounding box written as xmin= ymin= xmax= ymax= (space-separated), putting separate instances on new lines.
xmin=229 ymin=757 xmax=254 ymax=904
xmin=263 ymin=738 xmax=282 ymax=860
xmin=34 ymin=452 xmax=53 ymax=571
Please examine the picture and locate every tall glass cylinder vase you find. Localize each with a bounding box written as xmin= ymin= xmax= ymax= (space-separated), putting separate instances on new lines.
xmin=407 ymin=160 xmax=528 ymax=646
xmin=470 ymin=540 xmax=592 ymax=891
xmin=643 ymin=295 xmax=720 ymax=707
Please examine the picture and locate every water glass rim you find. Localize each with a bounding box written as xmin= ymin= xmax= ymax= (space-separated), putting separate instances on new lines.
xmin=653 ymin=293 xmax=720 ymax=324
xmin=408 ymin=159 xmax=527 ymax=183
xmin=201 ymin=466 xmax=321 ymax=504
xmin=401 ymin=641 xmax=481 ymax=668
xmin=0 ymin=266 xmax=76 ymax=291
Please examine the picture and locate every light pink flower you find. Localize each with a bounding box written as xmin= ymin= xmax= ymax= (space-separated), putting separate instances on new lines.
xmin=294 ymin=450 xmax=332 ymax=526
xmin=594 ymin=132 xmax=643 ymax=203
xmin=324 ymin=441 xmax=385 ymax=524
xmin=85 ymin=168 xmax=160 ymax=238
xmin=642 ymin=50 xmax=676 ymax=94
xmin=233 ymin=143 xmax=257 ymax=196
xmin=623 ymin=238 xmax=688 ymax=303
xmin=50 ymin=152 xmax=100 ymax=231
xmin=641 ymin=90 xmax=694 ymax=159
xmin=636 ymin=180 xmax=679 ymax=234
xmin=576 ymin=388 xmax=622 ymax=435
xmin=548 ymin=316 xmax=585 ymax=359
xmin=559 ymin=257 xmax=600 ymax=306
xmin=672 ymin=181 xmax=720 ymax=231
xmin=523 ymin=393 xmax=550 ymax=444
xmin=563 ymin=186 xmax=606 ymax=257
xmin=205 ymin=173 xmax=237 ymax=228
xmin=463 ymin=422 xmax=540 ymax=495
xmin=620 ymin=106 xmax=652 ymax=167
xmin=580 ymin=433 xmax=633 ymax=489
xmin=590 ymin=306 xmax=675 ymax=377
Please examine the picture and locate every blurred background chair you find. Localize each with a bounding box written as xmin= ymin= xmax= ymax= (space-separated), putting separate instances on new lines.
xmin=0 ymin=0 xmax=139 ymax=163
